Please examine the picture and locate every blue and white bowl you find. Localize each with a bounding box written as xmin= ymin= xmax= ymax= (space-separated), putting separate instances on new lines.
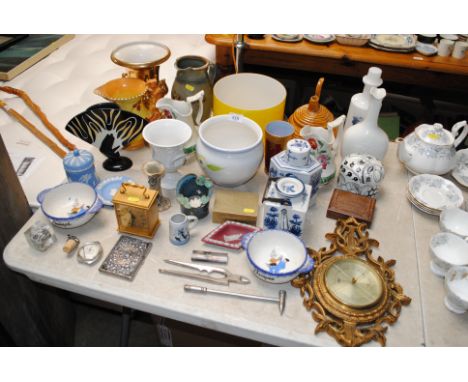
xmin=242 ymin=229 xmax=314 ymax=283
xmin=37 ymin=182 xmax=103 ymax=229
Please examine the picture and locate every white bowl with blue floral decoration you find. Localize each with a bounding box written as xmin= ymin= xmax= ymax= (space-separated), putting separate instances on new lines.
xmin=242 ymin=229 xmax=314 ymax=283
xmin=429 ymin=232 xmax=468 ymax=277
xmin=408 ymin=174 xmax=464 ymax=212
xmin=440 ymin=207 xmax=468 ymax=238
xmin=37 ymin=182 xmax=103 ymax=229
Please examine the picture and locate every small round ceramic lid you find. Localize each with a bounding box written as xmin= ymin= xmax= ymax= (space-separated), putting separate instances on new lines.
xmin=275 ymin=177 xmax=305 ymax=197
xmin=416 ymin=123 xmax=454 ymax=147
xmin=63 ymin=149 xmax=95 ymax=172
xmin=286 ymin=138 xmax=311 ymax=164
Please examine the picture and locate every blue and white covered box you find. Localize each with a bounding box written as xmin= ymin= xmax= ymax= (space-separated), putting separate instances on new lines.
xmin=260 ymin=177 xmax=311 ymax=238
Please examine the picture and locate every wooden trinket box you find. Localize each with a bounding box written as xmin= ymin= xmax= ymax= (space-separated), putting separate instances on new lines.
xmin=326 ymin=188 xmax=376 ymax=225
xmin=212 ymin=189 xmax=259 ymax=225
xmin=112 ymin=183 xmax=160 ymax=238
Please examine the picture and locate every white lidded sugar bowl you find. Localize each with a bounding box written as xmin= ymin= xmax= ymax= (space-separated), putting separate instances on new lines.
xmin=397 ymin=120 xmax=468 ymax=175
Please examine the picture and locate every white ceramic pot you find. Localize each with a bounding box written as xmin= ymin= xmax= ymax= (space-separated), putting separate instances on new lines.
xmin=397 ymin=121 xmax=468 ymax=175
xmin=37 ymin=182 xmax=103 ymax=229
xmin=241 ymin=229 xmax=314 ymax=284
xmin=196 ymin=114 xmax=264 ymax=187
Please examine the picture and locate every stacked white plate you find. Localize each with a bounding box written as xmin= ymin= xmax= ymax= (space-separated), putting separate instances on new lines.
xmin=407 ymin=174 xmax=464 ymax=215
xmin=370 ymin=34 xmax=417 ymax=52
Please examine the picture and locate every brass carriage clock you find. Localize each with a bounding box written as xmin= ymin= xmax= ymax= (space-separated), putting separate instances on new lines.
xmin=112 ymin=183 xmax=160 ymax=238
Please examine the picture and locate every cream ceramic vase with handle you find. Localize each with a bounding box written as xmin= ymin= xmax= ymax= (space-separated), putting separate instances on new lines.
xmin=397 ymin=121 xmax=468 ymax=175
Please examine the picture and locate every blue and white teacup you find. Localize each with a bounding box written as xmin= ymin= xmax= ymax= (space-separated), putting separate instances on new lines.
xmin=169 ymin=213 xmax=198 ymax=245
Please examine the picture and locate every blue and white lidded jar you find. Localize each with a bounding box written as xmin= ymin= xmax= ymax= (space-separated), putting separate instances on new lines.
xmin=63 ymin=149 xmax=99 ymax=188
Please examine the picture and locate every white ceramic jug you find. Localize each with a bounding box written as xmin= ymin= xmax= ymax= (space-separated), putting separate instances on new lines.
xmin=156 ymin=90 xmax=205 ymax=131
xmin=300 ymin=115 xmax=345 ymax=184
xmin=341 ymin=87 xmax=388 ymax=161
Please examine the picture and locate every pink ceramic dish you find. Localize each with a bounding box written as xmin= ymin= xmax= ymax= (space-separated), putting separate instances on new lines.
xmin=202 ymin=221 xmax=261 ymax=250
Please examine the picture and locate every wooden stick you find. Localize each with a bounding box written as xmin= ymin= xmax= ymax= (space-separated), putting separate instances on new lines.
xmin=0 ymin=100 xmax=67 ymax=158
xmin=0 ymin=86 xmax=76 ymax=151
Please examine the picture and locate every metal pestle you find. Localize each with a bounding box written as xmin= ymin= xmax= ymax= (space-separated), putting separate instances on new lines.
xmin=184 ymin=284 xmax=286 ymax=315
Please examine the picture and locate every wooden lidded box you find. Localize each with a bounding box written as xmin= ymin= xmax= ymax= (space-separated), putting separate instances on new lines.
xmin=112 ymin=183 xmax=160 ymax=238
xmin=212 ymin=189 xmax=258 ymax=225
xmin=326 ymin=189 xmax=376 ymax=225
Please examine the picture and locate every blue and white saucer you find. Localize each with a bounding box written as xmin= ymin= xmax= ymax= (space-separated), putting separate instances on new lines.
xmin=96 ymin=176 xmax=135 ymax=206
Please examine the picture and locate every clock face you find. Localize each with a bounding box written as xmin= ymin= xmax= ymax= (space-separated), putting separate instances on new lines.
xmin=324 ymin=257 xmax=383 ymax=309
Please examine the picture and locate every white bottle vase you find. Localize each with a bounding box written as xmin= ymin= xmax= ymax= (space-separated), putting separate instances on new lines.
xmin=341 ymin=87 xmax=388 ymax=161
xmin=344 ymin=67 xmax=383 ymax=129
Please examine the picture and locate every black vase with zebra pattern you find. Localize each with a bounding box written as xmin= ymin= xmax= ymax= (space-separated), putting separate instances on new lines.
xmin=65 ymin=103 xmax=147 ymax=171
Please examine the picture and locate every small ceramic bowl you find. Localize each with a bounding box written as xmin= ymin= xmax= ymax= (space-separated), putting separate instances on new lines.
xmin=444 ymin=265 xmax=468 ymax=314
xmin=335 ymin=34 xmax=370 ymax=46
xmin=242 ymin=229 xmax=314 ymax=283
xmin=37 ymin=183 xmax=103 ymax=228
xmin=439 ymin=207 xmax=468 ymax=238
xmin=429 ymin=232 xmax=468 ymax=277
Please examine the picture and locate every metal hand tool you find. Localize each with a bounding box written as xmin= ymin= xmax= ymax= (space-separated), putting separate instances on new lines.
xmin=191 ymin=249 xmax=228 ymax=264
xmin=159 ymin=260 xmax=250 ymax=286
xmin=184 ymin=284 xmax=286 ymax=315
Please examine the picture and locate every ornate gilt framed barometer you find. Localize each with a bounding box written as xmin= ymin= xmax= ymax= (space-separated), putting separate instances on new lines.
xmin=292 ymin=217 xmax=411 ymax=346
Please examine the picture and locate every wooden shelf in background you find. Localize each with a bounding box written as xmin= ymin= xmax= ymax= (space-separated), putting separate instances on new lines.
xmin=206 ymin=35 xmax=468 ymax=91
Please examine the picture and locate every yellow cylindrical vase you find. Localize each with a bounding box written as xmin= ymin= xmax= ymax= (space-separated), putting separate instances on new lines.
xmin=213 ymin=73 xmax=286 ymax=133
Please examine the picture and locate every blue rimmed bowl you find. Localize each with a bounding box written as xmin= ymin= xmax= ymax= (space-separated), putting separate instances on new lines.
xmin=37 ymin=182 xmax=103 ymax=229
xmin=242 ymin=229 xmax=314 ymax=283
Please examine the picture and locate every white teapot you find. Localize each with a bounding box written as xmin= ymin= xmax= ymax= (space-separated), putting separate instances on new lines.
xmin=397 ymin=121 xmax=468 ymax=175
